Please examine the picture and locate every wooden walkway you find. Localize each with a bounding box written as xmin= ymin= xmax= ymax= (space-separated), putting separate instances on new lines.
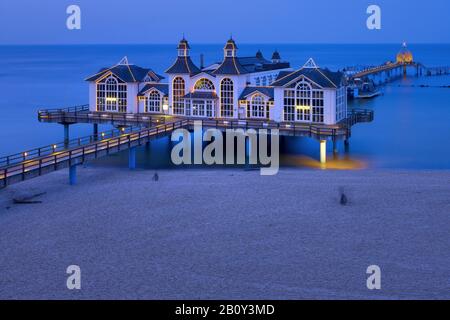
xmin=0 ymin=107 xmax=373 ymax=188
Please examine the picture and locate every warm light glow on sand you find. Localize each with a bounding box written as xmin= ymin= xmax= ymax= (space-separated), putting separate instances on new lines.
xmin=281 ymin=155 xmax=368 ymax=170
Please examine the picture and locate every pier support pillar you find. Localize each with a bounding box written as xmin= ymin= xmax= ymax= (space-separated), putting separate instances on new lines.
xmin=320 ymin=140 xmax=327 ymax=164
xmin=332 ymin=138 xmax=338 ymax=157
xmin=128 ymin=147 xmax=137 ymax=170
xmin=93 ymin=123 xmax=98 ymax=140
xmin=69 ymin=165 xmax=77 ymax=185
xmin=64 ymin=124 xmax=70 ymax=148
xmin=344 ymin=139 xmax=350 ymax=153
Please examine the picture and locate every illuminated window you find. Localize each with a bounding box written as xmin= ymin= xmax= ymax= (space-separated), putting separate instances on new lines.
xmin=96 ymin=75 xmax=127 ymax=112
xmin=194 ymin=78 xmax=215 ymax=91
xmin=248 ymin=94 xmax=267 ymax=118
xmin=296 ymin=82 xmax=311 ymax=121
xmin=145 ymin=90 xmax=162 ymax=113
xmin=173 ymin=77 xmax=185 ymax=115
xmin=220 ymin=78 xmax=234 ymax=117
xmin=283 ymin=79 xmax=324 ymax=123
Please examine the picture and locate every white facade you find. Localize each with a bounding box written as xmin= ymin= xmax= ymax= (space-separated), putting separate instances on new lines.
xmin=86 ymin=42 xmax=347 ymax=125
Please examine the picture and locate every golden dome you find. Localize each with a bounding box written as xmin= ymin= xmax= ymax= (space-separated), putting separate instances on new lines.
xmin=396 ymin=42 xmax=413 ymax=64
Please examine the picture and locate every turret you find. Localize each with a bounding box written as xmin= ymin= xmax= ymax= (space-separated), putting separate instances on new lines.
xmin=272 ymin=50 xmax=281 ymax=63
xmin=224 ymin=37 xmax=237 ymax=58
xmin=177 ymin=37 xmax=190 ymax=57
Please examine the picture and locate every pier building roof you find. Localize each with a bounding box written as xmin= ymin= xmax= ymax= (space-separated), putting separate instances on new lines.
xmin=165 ymin=56 xmax=201 ymax=75
xmin=209 ymin=53 xmax=290 ymax=75
xmin=86 ymin=57 xmax=163 ymax=83
xmin=271 ymin=58 xmax=343 ymax=88
xmin=239 ymin=87 xmax=274 ymax=100
xmin=138 ymin=83 xmax=169 ymax=97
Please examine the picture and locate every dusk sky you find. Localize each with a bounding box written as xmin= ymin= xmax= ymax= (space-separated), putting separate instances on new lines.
xmin=0 ymin=0 xmax=449 ymax=44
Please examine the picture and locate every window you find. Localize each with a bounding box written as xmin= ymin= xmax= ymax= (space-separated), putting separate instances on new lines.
xmin=248 ymin=94 xmax=267 ymax=118
xmin=312 ymin=90 xmax=324 ymax=123
xmin=96 ymin=75 xmax=127 ymax=112
xmin=220 ymin=78 xmax=234 ymax=117
xmin=261 ymin=76 xmax=267 ymax=86
xmin=173 ymin=77 xmax=185 ymax=115
xmin=255 ymin=77 xmax=261 ymax=86
xmin=191 ymin=100 xmax=215 ymax=117
xmin=283 ymin=80 xmax=324 ymax=123
xmin=336 ymin=86 xmax=346 ymax=122
xmin=194 ymin=78 xmax=215 ymax=91
xmin=283 ymin=90 xmax=295 ymax=121
xmin=145 ymin=90 xmax=161 ymax=113
xmin=296 ymin=82 xmax=311 ymax=121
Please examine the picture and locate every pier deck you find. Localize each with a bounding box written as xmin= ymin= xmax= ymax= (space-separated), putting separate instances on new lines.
xmin=0 ymin=106 xmax=373 ymax=188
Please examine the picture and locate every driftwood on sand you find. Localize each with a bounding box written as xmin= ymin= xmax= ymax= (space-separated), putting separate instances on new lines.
xmin=13 ymin=192 xmax=46 ymax=205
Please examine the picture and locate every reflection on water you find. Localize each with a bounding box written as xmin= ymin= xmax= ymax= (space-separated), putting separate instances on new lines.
xmin=90 ymin=135 xmax=369 ymax=171
xmin=281 ymin=155 xmax=368 ymax=170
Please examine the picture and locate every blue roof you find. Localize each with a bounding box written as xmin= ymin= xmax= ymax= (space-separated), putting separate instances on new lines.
xmin=210 ymin=54 xmax=290 ymax=75
xmin=239 ymin=87 xmax=274 ymax=100
xmin=272 ymin=67 xmax=343 ymax=88
xmin=85 ymin=64 xmax=162 ymax=83
xmin=138 ymin=83 xmax=169 ymax=96
xmin=212 ymin=57 xmax=249 ymax=75
xmin=165 ymin=56 xmax=201 ymax=75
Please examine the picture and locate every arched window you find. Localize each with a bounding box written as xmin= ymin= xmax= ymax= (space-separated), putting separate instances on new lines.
xmin=173 ymin=77 xmax=185 ymax=115
xmin=250 ymin=94 xmax=267 ymax=118
xmin=96 ymin=75 xmax=127 ymax=112
xmin=295 ymin=82 xmax=312 ymax=121
xmin=145 ymin=90 xmax=161 ymax=113
xmin=194 ymin=78 xmax=215 ymax=91
xmin=283 ymin=79 xmax=325 ymax=122
xmin=220 ymin=78 xmax=234 ymax=117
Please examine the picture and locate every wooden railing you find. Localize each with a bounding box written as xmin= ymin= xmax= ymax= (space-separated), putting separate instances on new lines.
xmin=38 ymin=106 xmax=167 ymax=126
xmin=0 ymin=120 xmax=189 ymax=188
xmin=0 ymin=125 xmax=144 ymax=168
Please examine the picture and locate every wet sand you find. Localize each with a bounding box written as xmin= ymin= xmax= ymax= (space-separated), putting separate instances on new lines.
xmin=0 ymin=167 xmax=449 ymax=299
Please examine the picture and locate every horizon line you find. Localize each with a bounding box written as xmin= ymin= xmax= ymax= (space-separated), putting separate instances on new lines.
xmin=1 ymin=42 xmax=450 ymax=46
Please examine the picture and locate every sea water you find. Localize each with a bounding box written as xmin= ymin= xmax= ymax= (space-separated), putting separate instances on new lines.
xmin=0 ymin=44 xmax=449 ymax=169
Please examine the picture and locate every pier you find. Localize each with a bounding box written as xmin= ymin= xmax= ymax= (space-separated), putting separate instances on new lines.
xmin=0 ymin=107 xmax=373 ymax=188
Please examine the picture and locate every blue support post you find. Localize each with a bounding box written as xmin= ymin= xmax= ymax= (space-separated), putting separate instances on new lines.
xmin=128 ymin=147 xmax=137 ymax=170
xmin=69 ymin=165 xmax=77 ymax=185
xmin=93 ymin=123 xmax=98 ymax=140
xmin=64 ymin=124 xmax=70 ymax=148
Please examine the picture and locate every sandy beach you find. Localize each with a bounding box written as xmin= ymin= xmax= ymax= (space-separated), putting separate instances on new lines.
xmin=0 ymin=166 xmax=449 ymax=300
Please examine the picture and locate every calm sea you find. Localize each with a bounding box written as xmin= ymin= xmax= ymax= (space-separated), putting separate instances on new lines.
xmin=0 ymin=44 xmax=449 ymax=169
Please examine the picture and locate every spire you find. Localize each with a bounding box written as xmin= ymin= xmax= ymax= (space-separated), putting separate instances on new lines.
xmin=303 ymin=58 xmax=319 ymax=69
xmin=117 ymin=56 xmax=130 ymax=65
xmin=256 ymin=50 xmax=263 ymax=59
